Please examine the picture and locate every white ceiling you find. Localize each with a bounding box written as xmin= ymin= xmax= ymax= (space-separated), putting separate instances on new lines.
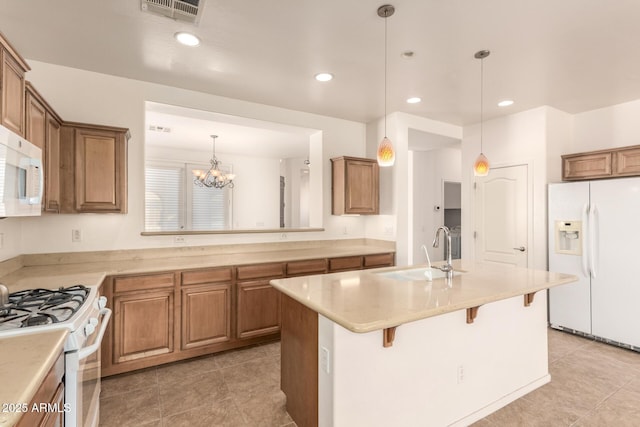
xmin=2 ymin=0 xmax=640 ymax=126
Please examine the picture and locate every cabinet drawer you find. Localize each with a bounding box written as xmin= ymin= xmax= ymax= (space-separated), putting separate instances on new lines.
xmin=615 ymin=147 xmax=640 ymax=176
xmin=286 ymin=259 xmax=327 ymax=276
xmin=363 ymin=253 xmax=395 ymax=268
xmin=114 ymin=273 xmax=175 ymax=293
xmin=182 ymin=267 xmax=233 ymax=286
xmin=328 ymin=256 xmax=363 ymax=272
xmin=237 ymin=263 xmax=284 ymax=280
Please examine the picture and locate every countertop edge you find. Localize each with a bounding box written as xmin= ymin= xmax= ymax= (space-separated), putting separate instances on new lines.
xmin=270 ymin=266 xmax=578 ymax=334
xmin=0 ymin=329 xmax=68 ymax=427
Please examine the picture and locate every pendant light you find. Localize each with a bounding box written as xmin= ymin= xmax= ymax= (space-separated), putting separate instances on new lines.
xmin=376 ymin=4 xmax=395 ymax=167
xmin=473 ymin=50 xmax=491 ymax=177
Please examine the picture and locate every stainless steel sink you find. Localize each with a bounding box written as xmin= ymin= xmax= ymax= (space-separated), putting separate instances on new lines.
xmin=374 ymin=267 xmax=464 ymax=282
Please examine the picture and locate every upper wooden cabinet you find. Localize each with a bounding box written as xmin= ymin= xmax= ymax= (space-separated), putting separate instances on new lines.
xmin=0 ymin=32 xmax=30 ymax=136
xmin=562 ymin=145 xmax=640 ymax=181
xmin=25 ymin=82 xmax=63 ymax=213
xmin=331 ymin=156 xmax=379 ymax=215
xmin=60 ymin=122 xmax=129 ymax=213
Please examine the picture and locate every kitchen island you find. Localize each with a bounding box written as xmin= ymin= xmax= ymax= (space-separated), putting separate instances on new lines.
xmin=270 ymin=260 xmax=577 ymax=427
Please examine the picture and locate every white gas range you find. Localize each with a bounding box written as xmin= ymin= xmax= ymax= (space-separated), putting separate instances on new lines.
xmin=0 ymin=283 xmax=111 ymax=427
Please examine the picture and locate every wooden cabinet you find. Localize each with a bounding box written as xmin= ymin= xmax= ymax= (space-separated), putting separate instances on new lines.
xmin=615 ymin=146 xmax=640 ymax=176
xmin=327 ymin=253 xmax=394 ymax=271
xmin=363 ymin=253 xmax=395 ymax=269
xmin=331 ymin=156 xmax=379 ymax=215
xmin=328 ymin=256 xmax=363 ymax=272
xmin=111 ymin=273 xmax=176 ymax=365
xmin=562 ymin=145 xmax=640 ymax=181
xmin=181 ymin=268 xmax=233 ymax=350
xmin=25 ymin=82 xmax=63 ymax=212
xmin=16 ymin=351 xmax=64 ymax=427
xmin=60 ymin=122 xmax=129 ymax=213
xmin=281 ymin=294 xmax=318 ymax=427
xmin=286 ymin=259 xmax=327 ymax=276
xmin=0 ymin=33 xmax=29 ymax=136
xmin=102 ymin=251 xmax=394 ymax=376
xmin=236 ymin=263 xmax=284 ymax=339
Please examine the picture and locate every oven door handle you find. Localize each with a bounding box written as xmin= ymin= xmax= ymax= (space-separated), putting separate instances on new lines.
xmin=78 ymin=308 xmax=112 ymax=361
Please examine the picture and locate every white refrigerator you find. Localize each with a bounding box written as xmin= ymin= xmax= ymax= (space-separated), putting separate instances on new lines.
xmin=548 ymin=177 xmax=640 ymax=350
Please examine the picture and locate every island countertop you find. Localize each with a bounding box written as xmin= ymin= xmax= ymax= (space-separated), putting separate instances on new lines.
xmin=270 ymin=259 xmax=577 ymax=333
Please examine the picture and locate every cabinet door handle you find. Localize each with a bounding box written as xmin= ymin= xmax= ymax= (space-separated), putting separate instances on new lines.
xmin=513 ymin=246 xmax=526 ymax=252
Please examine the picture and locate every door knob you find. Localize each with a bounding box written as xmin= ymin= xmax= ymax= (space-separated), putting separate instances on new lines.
xmin=513 ymin=246 xmax=526 ymax=252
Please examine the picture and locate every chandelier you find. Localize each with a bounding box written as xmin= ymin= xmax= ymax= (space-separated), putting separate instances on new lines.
xmin=193 ymin=135 xmax=236 ymax=189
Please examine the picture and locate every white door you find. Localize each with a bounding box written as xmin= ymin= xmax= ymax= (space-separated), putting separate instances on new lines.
xmin=474 ymin=165 xmax=528 ymax=267
xmin=590 ymin=177 xmax=640 ymax=347
xmin=548 ymin=182 xmax=592 ymax=335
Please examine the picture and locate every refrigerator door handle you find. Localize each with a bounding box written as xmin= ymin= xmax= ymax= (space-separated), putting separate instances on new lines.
xmin=589 ymin=203 xmax=598 ymax=279
xmin=582 ymin=203 xmax=590 ymax=278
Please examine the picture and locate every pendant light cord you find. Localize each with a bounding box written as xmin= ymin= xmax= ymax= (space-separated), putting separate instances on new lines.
xmin=480 ymin=56 xmax=484 ymax=153
xmin=384 ymin=12 xmax=388 ymax=138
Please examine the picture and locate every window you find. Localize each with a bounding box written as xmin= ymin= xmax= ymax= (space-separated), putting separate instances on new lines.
xmin=145 ymin=161 xmax=232 ymax=232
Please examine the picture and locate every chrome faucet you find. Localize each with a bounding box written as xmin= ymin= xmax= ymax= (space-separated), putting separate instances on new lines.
xmin=432 ymin=226 xmax=453 ymax=277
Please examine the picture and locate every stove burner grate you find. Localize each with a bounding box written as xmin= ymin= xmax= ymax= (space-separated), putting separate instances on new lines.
xmin=0 ymin=285 xmax=90 ymax=329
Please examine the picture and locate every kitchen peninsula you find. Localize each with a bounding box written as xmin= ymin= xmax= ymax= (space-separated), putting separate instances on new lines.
xmin=271 ymin=260 xmax=577 ymax=427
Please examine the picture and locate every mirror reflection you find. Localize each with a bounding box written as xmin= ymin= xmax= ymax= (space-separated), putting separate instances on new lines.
xmin=144 ymin=102 xmax=319 ymax=233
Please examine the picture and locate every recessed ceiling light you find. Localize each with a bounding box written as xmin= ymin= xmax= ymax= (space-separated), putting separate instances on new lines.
xmin=174 ymin=32 xmax=200 ymax=46
xmin=498 ymin=99 xmax=514 ymax=107
xmin=406 ymin=97 xmax=422 ymax=104
xmin=314 ymin=73 xmax=334 ymax=82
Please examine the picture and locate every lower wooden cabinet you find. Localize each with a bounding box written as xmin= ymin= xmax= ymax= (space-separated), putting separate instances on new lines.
xmin=17 ymin=351 xmax=64 ymax=427
xmin=236 ymin=262 xmax=284 ymax=339
xmin=181 ymin=283 xmax=231 ymax=349
xmin=237 ymin=280 xmax=281 ymax=339
xmin=102 ymin=252 xmax=393 ymax=376
xmin=112 ymin=289 xmax=175 ymax=364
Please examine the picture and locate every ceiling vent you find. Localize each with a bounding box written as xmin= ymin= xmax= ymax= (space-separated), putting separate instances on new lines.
xmin=141 ymin=0 xmax=204 ymax=24
xmin=149 ymin=125 xmax=172 ymax=133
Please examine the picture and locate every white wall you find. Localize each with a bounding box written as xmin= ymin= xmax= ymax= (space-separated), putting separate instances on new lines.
xmin=365 ymin=113 xmax=463 ymax=266
xmin=412 ymin=147 xmax=462 ymax=263
xmin=15 ymin=61 xmax=373 ymax=255
xmin=572 ymin=99 xmax=640 ymax=153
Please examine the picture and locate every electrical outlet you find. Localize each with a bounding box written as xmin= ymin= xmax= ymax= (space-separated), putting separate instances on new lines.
xmin=320 ymin=346 xmax=330 ymax=374
xmin=71 ymin=229 xmax=82 ymax=243
xmin=457 ymin=365 xmax=464 ymax=384
xmin=280 ymin=233 xmax=288 ymax=239
xmin=174 ymin=236 xmax=185 ymax=244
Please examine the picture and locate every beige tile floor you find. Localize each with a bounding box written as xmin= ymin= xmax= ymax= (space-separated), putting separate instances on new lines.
xmin=100 ymin=329 xmax=640 ymax=427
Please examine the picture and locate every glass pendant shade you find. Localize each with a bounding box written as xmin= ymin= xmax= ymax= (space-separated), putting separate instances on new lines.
xmin=377 ymin=137 xmax=395 ymax=167
xmin=473 ymin=152 xmax=490 ymax=176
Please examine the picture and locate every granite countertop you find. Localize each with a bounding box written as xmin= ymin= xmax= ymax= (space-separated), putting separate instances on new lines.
xmin=0 ymin=330 xmax=68 ymax=427
xmin=270 ymin=259 xmax=578 ymax=333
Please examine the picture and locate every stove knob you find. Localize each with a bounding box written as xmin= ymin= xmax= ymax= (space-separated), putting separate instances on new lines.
xmin=95 ymin=296 xmax=107 ymax=309
xmin=84 ymin=322 xmax=96 ymax=336
xmin=89 ymin=318 xmax=99 ymax=327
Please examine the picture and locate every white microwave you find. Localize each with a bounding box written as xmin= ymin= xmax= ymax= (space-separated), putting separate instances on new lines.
xmin=0 ymin=125 xmax=43 ymax=217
